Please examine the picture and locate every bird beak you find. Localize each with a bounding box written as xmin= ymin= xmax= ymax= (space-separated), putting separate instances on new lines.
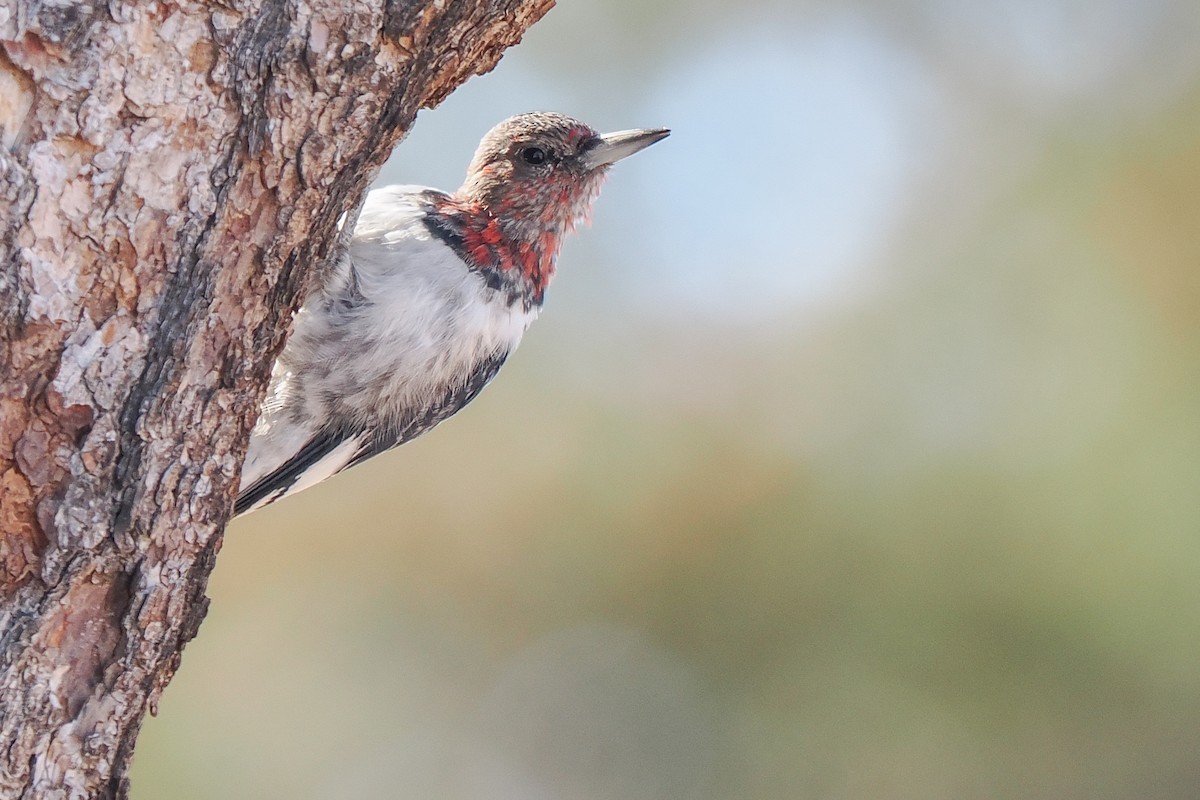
xmin=580 ymin=127 xmax=671 ymax=169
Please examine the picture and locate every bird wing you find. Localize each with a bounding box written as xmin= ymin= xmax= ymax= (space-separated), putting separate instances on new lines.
xmin=234 ymin=427 xmax=369 ymax=515
xmin=234 ymin=350 xmax=509 ymax=517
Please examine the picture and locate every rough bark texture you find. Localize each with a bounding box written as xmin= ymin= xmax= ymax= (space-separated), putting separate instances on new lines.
xmin=0 ymin=0 xmax=554 ymax=795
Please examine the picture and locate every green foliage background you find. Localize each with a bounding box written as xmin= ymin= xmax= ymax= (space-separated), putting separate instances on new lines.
xmin=136 ymin=1 xmax=1200 ymax=797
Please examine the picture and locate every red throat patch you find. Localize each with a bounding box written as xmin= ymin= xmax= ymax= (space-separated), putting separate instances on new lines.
xmin=430 ymin=195 xmax=559 ymax=304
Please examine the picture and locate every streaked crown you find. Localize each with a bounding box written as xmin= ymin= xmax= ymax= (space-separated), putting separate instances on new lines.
xmin=459 ymin=112 xmax=669 ymax=238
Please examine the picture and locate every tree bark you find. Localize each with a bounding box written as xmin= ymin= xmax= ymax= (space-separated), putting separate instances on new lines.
xmin=0 ymin=0 xmax=553 ymax=795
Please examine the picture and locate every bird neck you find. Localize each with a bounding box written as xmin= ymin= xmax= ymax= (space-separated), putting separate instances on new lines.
xmin=426 ymin=193 xmax=560 ymax=309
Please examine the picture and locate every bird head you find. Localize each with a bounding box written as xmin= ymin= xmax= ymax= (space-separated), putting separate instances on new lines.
xmin=458 ymin=112 xmax=670 ymax=242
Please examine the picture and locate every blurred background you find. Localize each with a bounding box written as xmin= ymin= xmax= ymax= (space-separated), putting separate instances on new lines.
xmin=135 ymin=0 xmax=1200 ymax=797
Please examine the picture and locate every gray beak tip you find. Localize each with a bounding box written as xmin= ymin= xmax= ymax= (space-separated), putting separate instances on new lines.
xmin=582 ymin=127 xmax=671 ymax=169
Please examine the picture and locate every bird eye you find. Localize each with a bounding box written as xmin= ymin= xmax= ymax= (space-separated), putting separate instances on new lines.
xmin=521 ymin=146 xmax=548 ymax=165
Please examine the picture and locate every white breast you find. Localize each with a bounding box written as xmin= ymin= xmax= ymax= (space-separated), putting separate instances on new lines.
xmin=334 ymin=189 xmax=537 ymax=421
xmin=240 ymin=185 xmax=537 ymax=493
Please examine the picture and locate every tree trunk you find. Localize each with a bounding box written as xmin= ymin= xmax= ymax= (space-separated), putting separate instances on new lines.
xmin=0 ymin=0 xmax=553 ymax=795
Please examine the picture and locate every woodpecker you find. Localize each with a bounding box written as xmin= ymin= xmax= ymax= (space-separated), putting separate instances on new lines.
xmin=235 ymin=112 xmax=669 ymax=515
